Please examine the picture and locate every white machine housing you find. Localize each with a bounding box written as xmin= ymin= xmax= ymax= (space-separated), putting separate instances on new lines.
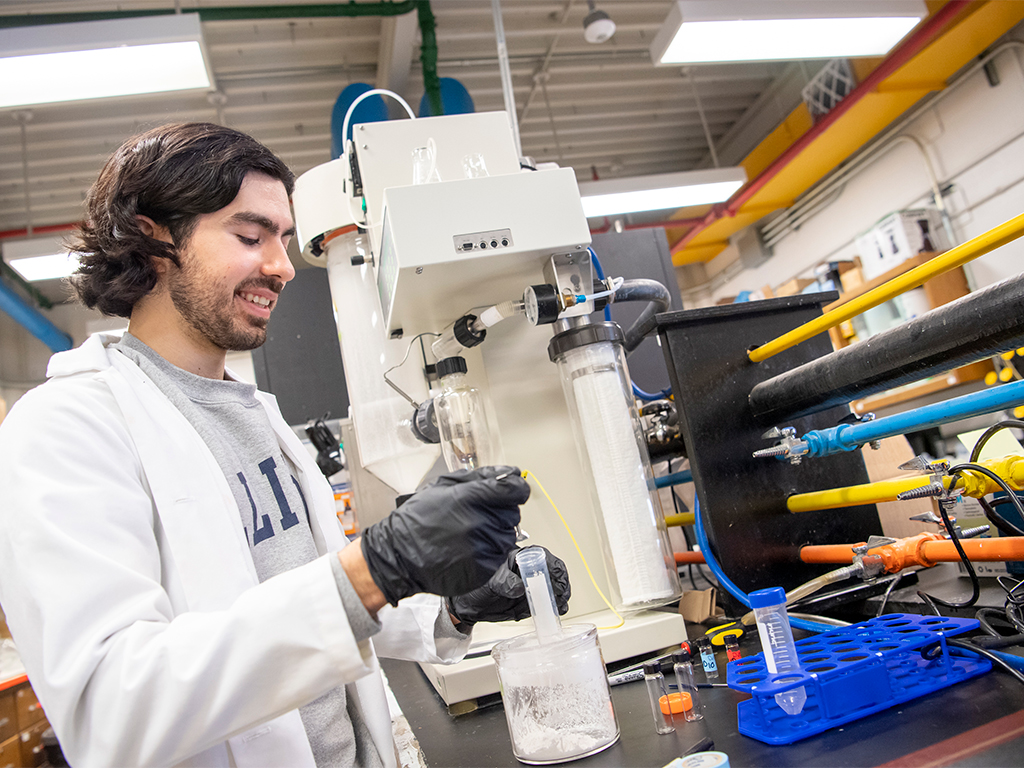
xmin=376 ymin=169 xmax=590 ymax=337
xmin=293 ymin=110 xmax=686 ymax=706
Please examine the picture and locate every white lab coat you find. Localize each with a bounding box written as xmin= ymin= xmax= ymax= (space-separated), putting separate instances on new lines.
xmin=0 ymin=334 xmax=468 ymax=768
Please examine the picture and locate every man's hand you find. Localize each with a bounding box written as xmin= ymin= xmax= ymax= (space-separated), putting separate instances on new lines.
xmin=360 ymin=466 xmax=529 ymax=606
xmin=447 ymin=546 xmax=570 ymax=627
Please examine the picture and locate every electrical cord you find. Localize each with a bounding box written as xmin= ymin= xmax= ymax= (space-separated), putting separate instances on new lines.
xmin=946 ymin=638 xmax=1024 ymax=686
xmin=967 ymin=421 xmax=1024 ymax=536
xmin=954 ymin=461 xmax=1024 ymax=536
xmin=917 ymin=476 xmax=981 ymax=612
xmin=875 ymin=572 xmax=905 ymax=618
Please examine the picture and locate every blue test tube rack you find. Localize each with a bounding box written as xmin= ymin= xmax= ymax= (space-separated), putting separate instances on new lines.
xmin=726 ymin=614 xmax=991 ymax=745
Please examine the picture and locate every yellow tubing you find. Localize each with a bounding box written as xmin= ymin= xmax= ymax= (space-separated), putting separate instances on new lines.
xmin=787 ymin=475 xmax=940 ymax=512
xmin=664 ymin=512 xmax=695 ymax=527
xmin=787 ymin=454 xmax=1024 ymax=512
xmin=748 ymin=210 xmax=1024 ymax=362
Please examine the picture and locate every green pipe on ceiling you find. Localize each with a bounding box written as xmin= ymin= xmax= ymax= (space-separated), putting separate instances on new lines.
xmin=0 ymin=1 xmax=444 ymax=115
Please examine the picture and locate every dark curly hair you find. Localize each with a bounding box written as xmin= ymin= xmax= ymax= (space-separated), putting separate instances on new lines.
xmin=69 ymin=122 xmax=295 ymax=318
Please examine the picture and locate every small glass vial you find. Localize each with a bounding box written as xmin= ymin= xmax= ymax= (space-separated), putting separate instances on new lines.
xmin=643 ymin=662 xmax=675 ymax=735
xmin=671 ymin=649 xmax=704 ymax=722
xmin=433 ymin=356 xmax=496 ymax=472
xmin=725 ymin=636 xmax=742 ymax=663
xmin=696 ymin=636 xmax=719 ymax=680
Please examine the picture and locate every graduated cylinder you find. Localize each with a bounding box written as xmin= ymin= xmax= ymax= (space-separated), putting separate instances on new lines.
xmin=548 ymin=323 xmax=681 ymax=612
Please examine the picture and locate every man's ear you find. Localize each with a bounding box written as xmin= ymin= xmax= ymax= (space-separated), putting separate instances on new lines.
xmin=136 ymin=215 xmax=173 ymax=244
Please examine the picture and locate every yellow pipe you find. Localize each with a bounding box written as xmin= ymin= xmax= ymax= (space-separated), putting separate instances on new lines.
xmin=665 ymin=512 xmax=695 ymax=527
xmin=748 ymin=210 xmax=1024 ymax=362
xmin=787 ymin=475 xmax=940 ymax=512
xmin=788 ymin=454 xmax=1024 ymax=513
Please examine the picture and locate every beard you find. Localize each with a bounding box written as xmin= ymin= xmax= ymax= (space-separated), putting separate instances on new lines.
xmin=167 ymin=250 xmax=283 ymax=352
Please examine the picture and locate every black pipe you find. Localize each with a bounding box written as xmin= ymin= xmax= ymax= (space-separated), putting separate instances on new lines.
xmin=613 ymin=279 xmax=672 ymax=352
xmin=749 ymin=272 xmax=1024 ymax=425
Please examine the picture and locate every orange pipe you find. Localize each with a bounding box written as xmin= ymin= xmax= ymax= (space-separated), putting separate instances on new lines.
xmin=801 ymin=535 xmax=1024 ymax=572
xmin=799 ymin=543 xmax=863 ymax=564
xmin=674 ymin=551 xmax=706 ymax=564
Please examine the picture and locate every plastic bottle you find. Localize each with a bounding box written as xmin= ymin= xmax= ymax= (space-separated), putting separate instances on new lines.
xmin=671 ymin=649 xmax=704 ymax=722
xmin=433 ymin=356 xmax=496 ymax=472
xmin=749 ymin=587 xmax=806 ymax=716
xmin=644 ymin=661 xmax=675 ymax=734
xmin=696 ymin=636 xmax=719 ymax=680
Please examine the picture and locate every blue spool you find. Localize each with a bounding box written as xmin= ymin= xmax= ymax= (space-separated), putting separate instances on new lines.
xmin=330 ymin=83 xmax=389 ymax=159
xmin=419 ymin=77 xmax=475 ymax=117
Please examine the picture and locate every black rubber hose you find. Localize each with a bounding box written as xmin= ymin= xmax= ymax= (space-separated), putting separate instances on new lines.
xmin=613 ymin=279 xmax=672 ymax=352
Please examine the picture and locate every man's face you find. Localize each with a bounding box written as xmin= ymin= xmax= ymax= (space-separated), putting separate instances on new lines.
xmin=166 ymin=172 xmax=296 ymax=352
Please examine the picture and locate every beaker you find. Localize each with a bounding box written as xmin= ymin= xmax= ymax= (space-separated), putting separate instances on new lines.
xmin=492 ymin=624 xmax=619 ymax=764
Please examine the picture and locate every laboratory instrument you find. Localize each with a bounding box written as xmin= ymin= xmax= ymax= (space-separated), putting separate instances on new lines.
xmin=643 ymin=661 xmax=675 ymax=735
xmin=672 ymin=649 xmax=704 ymax=722
xmin=292 ymin=108 xmax=686 ymax=706
xmin=748 ymin=587 xmax=805 ymax=715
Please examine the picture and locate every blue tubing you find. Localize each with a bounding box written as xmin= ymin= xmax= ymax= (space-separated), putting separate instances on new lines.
xmin=803 ymin=379 xmax=1024 ymax=458
xmin=655 ymin=469 xmax=693 ymax=488
xmin=590 ymin=247 xmax=671 ymax=402
xmin=693 ymin=496 xmax=829 ymax=633
xmin=633 ymin=383 xmax=672 ymax=401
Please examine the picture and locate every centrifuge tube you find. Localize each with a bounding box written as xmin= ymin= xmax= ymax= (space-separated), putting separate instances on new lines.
xmin=749 ymin=587 xmax=807 ymax=716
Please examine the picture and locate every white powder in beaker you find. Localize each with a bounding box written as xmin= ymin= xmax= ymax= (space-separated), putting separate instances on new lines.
xmin=502 ymin=650 xmax=618 ymax=762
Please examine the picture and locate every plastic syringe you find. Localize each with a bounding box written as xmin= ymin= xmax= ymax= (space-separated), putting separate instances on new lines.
xmin=516 ymin=547 xmax=562 ymax=643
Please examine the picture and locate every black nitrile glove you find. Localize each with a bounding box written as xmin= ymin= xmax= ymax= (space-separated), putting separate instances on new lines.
xmin=447 ymin=546 xmax=571 ymax=627
xmin=360 ymin=466 xmax=529 ymax=606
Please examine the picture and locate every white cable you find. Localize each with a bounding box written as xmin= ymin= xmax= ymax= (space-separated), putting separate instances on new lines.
xmin=341 ymin=88 xmax=417 ymax=226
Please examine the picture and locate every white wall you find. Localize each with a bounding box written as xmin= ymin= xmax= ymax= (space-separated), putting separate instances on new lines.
xmin=711 ymin=40 xmax=1024 ymax=302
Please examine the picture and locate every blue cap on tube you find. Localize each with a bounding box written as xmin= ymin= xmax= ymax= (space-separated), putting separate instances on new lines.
xmin=748 ymin=587 xmax=786 ymax=609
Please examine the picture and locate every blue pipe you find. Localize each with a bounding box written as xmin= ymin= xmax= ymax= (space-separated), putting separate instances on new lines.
xmin=797 ymin=380 xmax=1024 ymax=459
xmin=0 ymin=278 xmax=72 ymax=352
xmin=693 ymin=496 xmax=830 ymax=633
xmin=655 ymin=469 xmax=692 ymax=488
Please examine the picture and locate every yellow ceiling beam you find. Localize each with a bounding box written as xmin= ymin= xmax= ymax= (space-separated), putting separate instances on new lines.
xmin=673 ymin=0 xmax=1024 ymax=264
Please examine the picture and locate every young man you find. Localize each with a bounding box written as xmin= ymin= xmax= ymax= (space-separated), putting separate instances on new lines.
xmin=0 ymin=123 xmax=568 ymax=767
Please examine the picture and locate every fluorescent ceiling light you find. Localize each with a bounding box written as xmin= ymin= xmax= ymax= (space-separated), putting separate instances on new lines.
xmin=3 ymin=236 xmax=81 ymax=282
xmin=578 ymin=168 xmax=747 ymax=218
xmin=0 ymin=14 xmax=213 ymax=108
xmin=651 ymin=1 xmax=927 ymax=64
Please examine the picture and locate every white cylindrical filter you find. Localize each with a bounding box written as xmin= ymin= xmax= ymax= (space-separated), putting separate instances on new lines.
xmin=549 ymin=324 xmax=680 ymax=611
xmin=433 ymin=356 xmax=498 ymax=472
xmin=491 ymin=624 xmax=618 ymax=764
xmin=749 ymin=587 xmax=806 ymax=716
xmin=324 ymin=232 xmax=440 ymax=493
